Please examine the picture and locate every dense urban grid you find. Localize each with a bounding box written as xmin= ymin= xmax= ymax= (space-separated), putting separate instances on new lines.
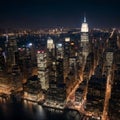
xmin=0 ymin=17 xmax=120 ymax=120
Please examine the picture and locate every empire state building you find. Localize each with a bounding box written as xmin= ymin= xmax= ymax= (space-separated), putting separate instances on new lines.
xmin=80 ymin=16 xmax=89 ymax=64
xmin=80 ymin=16 xmax=90 ymax=69
xmin=81 ymin=16 xmax=89 ymax=33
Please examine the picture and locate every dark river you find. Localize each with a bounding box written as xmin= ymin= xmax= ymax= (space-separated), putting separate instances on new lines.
xmin=0 ymin=97 xmax=82 ymax=120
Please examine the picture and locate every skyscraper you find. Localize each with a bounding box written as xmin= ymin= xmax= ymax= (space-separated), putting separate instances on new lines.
xmin=47 ymin=37 xmax=55 ymax=52
xmin=6 ymin=35 xmax=18 ymax=72
xmin=56 ymin=43 xmax=64 ymax=59
xmin=80 ymin=15 xmax=89 ymax=66
xmin=37 ymin=50 xmax=49 ymax=90
xmin=81 ymin=16 xmax=89 ymax=33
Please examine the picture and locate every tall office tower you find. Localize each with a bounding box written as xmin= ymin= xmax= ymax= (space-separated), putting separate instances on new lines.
xmin=47 ymin=38 xmax=55 ymax=69
xmin=56 ymin=58 xmax=64 ymax=84
xmin=18 ymin=43 xmax=35 ymax=79
xmin=26 ymin=43 xmax=36 ymax=73
xmin=18 ymin=47 xmax=30 ymax=78
xmin=48 ymin=60 xmax=57 ymax=84
xmin=64 ymin=37 xmax=70 ymax=57
xmin=37 ymin=50 xmax=49 ymax=90
xmin=64 ymin=37 xmax=70 ymax=82
xmin=47 ymin=37 xmax=55 ymax=52
xmin=56 ymin=43 xmax=64 ymax=59
xmin=80 ymin=16 xmax=89 ymax=66
xmin=6 ymin=36 xmax=18 ymax=71
xmin=86 ymin=75 xmax=107 ymax=116
xmin=48 ymin=42 xmax=64 ymax=85
xmin=27 ymin=43 xmax=36 ymax=66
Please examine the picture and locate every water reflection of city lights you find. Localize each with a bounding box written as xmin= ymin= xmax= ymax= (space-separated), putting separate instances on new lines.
xmin=35 ymin=105 xmax=46 ymax=119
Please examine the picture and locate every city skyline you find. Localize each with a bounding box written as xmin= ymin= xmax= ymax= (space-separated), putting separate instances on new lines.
xmin=0 ymin=0 xmax=120 ymax=29
xmin=0 ymin=12 xmax=120 ymax=120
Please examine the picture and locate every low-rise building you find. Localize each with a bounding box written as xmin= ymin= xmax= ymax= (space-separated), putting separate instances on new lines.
xmin=23 ymin=75 xmax=44 ymax=102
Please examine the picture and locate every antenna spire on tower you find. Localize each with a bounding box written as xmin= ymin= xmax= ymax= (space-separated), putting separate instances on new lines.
xmin=84 ymin=13 xmax=86 ymax=23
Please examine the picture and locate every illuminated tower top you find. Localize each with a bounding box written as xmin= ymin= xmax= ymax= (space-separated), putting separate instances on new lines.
xmin=84 ymin=16 xmax=86 ymax=23
xmin=47 ymin=37 xmax=55 ymax=51
xmin=81 ymin=15 xmax=89 ymax=33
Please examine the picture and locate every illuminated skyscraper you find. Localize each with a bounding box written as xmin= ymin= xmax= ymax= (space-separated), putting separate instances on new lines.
xmin=37 ymin=50 xmax=49 ymax=90
xmin=5 ymin=35 xmax=18 ymax=72
xmin=47 ymin=37 xmax=55 ymax=52
xmin=47 ymin=37 xmax=55 ymax=66
xmin=80 ymin=15 xmax=89 ymax=66
xmin=8 ymin=36 xmax=18 ymax=64
xmin=81 ymin=16 xmax=89 ymax=33
xmin=64 ymin=37 xmax=70 ymax=57
xmin=56 ymin=43 xmax=64 ymax=59
xmin=63 ymin=37 xmax=70 ymax=81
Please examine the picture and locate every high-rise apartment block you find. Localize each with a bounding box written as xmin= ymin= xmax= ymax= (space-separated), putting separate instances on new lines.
xmin=37 ymin=50 xmax=49 ymax=90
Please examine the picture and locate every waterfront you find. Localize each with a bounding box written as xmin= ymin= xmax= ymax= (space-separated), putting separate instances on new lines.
xmin=0 ymin=98 xmax=65 ymax=120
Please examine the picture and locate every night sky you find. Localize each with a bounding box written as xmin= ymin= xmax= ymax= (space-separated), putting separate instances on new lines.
xmin=0 ymin=0 xmax=120 ymax=29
